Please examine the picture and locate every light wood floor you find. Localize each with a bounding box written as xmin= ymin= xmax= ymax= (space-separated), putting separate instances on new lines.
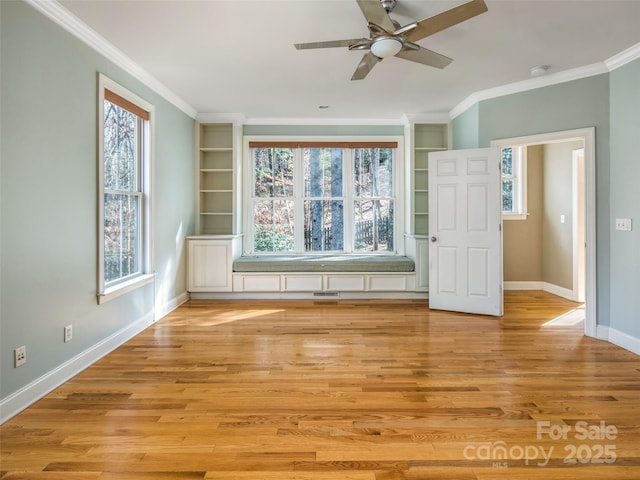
xmin=2 ymin=292 xmax=639 ymax=479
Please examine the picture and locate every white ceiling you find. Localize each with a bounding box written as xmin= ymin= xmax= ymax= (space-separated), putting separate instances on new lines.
xmin=58 ymin=0 xmax=640 ymax=122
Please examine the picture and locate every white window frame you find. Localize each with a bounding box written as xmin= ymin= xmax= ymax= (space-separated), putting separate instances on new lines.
xmin=501 ymin=145 xmax=528 ymax=220
xmin=243 ymin=136 xmax=405 ymax=256
xmin=97 ymin=74 xmax=154 ymax=304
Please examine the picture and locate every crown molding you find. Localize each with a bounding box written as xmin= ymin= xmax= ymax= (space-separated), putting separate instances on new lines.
xmin=450 ymin=62 xmax=609 ymax=119
xmin=401 ymin=113 xmax=451 ymax=125
xmin=196 ymin=113 xmax=247 ymax=125
xmin=605 ymin=41 xmax=640 ymax=71
xmin=450 ymin=40 xmax=640 ymax=120
xmin=241 ymin=117 xmax=407 ymax=126
xmin=26 ymin=0 xmax=197 ymax=119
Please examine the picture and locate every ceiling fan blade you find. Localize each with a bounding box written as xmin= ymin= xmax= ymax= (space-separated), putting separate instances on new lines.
xmin=405 ymin=0 xmax=488 ymax=43
xmin=351 ymin=52 xmax=381 ymax=80
xmin=295 ymin=38 xmax=369 ymax=50
xmin=395 ymin=47 xmax=453 ymax=69
xmin=356 ymin=0 xmax=396 ymax=33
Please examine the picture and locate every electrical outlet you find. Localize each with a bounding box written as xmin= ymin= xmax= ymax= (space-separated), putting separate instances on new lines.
xmin=64 ymin=325 xmax=73 ymax=343
xmin=14 ymin=345 xmax=26 ymax=367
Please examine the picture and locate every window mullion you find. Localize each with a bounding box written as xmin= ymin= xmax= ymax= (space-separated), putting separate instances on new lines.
xmin=293 ymin=147 xmax=304 ymax=253
xmin=343 ymin=148 xmax=354 ymax=253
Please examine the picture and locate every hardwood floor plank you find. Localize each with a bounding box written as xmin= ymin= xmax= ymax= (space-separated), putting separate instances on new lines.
xmin=2 ymin=292 xmax=639 ymax=479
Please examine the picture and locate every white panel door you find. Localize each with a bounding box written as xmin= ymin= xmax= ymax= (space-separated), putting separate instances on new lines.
xmin=428 ymin=148 xmax=503 ymax=316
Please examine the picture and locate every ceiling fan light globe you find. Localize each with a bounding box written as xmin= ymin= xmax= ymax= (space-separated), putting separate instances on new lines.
xmin=370 ymin=37 xmax=403 ymax=59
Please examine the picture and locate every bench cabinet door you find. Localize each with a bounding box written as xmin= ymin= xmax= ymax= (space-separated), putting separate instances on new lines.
xmin=188 ymin=239 xmax=233 ymax=292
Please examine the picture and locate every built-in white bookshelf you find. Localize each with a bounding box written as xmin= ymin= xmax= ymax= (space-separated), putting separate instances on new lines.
xmin=412 ymin=123 xmax=448 ymax=236
xmin=196 ymin=123 xmax=240 ymax=235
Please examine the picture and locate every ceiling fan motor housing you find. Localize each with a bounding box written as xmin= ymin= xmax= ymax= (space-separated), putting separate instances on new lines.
xmin=380 ymin=0 xmax=397 ymax=13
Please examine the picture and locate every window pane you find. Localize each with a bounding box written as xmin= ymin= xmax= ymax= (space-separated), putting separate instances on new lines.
xmin=502 ymin=147 xmax=513 ymax=177
xmin=303 ymin=148 xmax=342 ymax=197
xmin=254 ymin=199 xmax=294 ymax=252
xmin=354 ymin=200 xmax=394 ymax=252
xmin=502 ymin=180 xmax=514 ymax=212
xmin=104 ymin=193 xmax=140 ymax=283
xmin=304 ymin=200 xmax=344 ymax=252
xmin=254 ymin=148 xmax=294 ymax=198
xmin=103 ymin=100 xmax=138 ymax=191
xmin=354 ymin=148 xmax=393 ymax=197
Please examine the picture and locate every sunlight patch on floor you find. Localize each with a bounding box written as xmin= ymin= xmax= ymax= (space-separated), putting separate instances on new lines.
xmin=543 ymin=305 xmax=585 ymax=327
xmin=198 ymin=309 xmax=285 ymax=326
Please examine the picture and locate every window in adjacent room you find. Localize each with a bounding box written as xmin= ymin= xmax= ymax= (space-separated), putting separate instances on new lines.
xmin=247 ymin=140 xmax=400 ymax=254
xmin=501 ymin=145 xmax=528 ymax=220
xmin=98 ymin=74 xmax=154 ymax=303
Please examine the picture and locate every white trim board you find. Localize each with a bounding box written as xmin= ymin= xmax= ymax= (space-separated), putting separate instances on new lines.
xmin=504 ymin=281 xmax=576 ymax=302
xmin=190 ymin=291 xmax=429 ymax=301
xmin=596 ymin=326 xmax=640 ymax=356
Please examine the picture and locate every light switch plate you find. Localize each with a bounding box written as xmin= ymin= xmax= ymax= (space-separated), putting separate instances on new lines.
xmin=615 ymin=218 xmax=632 ymax=231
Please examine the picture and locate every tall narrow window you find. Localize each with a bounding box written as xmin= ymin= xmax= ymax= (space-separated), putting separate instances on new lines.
xmin=98 ymin=75 xmax=153 ymax=302
xmin=501 ymin=145 xmax=527 ymax=219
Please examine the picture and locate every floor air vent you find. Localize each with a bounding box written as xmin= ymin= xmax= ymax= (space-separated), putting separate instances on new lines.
xmin=313 ymin=292 xmax=339 ymax=298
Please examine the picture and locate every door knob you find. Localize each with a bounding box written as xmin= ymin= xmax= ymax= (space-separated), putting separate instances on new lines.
xmin=431 ymin=236 xmax=437 ymax=242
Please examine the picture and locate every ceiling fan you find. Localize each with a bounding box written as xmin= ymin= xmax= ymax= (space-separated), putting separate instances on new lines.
xmin=294 ymin=0 xmax=488 ymax=80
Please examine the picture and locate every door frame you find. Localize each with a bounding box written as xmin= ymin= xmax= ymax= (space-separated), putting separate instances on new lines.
xmin=491 ymin=128 xmax=596 ymax=337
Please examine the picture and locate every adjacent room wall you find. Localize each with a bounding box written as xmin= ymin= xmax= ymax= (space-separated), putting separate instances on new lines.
xmin=0 ymin=1 xmax=195 ymax=416
xmin=503 ymin=145 xmax=543 ymax=282
xmin=542 ymin=141 xmax=582 ymax=291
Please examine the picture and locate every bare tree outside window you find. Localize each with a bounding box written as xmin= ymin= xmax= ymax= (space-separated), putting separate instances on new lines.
xmin=353 ymin=148 xmax=394 ymax=252
xmin=251 ymin=144 xmax=395 ymax=254
xmin=304 ymin=148 xmax=343 ymax=252
xmin=103 ymin=100 xmax=141 ymax=283
xmin=253 ymin=148 xmax=294 ymax=252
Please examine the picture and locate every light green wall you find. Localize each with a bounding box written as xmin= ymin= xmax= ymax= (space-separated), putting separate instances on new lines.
xmin=0 ymin=1 xmax=195 ymax=401
xmin=451 ymin=103 xmax=479 ymax=149
xmin=609 ymin=58 xmax=640 ymax=339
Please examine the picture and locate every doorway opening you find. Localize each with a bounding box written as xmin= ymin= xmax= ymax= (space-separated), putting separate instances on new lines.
xmin=491 ymin=128 xmax=596 ymax=337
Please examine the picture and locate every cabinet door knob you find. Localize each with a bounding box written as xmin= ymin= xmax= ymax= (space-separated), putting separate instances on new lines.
xmin=430 ymin=236 xmax=437 ymax=242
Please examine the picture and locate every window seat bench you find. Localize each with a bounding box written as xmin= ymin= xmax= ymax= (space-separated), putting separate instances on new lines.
xmin=187 ymin=236 xmax=428 ymax=297
xmin=233 ymin=255 xmax=415 ymax=273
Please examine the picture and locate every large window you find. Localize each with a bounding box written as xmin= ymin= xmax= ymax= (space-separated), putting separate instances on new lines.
xmin=248 ymin=140 xmax=398 ymax=254
xmin=98 ymin=75 xmax=153 ymax=303
xmin=501 ymin=145 xmax=527 ymax=220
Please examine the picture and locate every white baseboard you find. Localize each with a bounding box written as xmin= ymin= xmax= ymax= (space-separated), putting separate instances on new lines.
xmin=541 ymin=282 xmax=575 ymax=301
xmin=598 ymin=327 xmax=640 ymax=355
xmin=1 ymin=291 xmax=188 ymax=424
xmin=155 ymin=291 xmax=189 ymax=320
xmin=503 ymin=281 xmax=577 ymax=301
xmin=190 ymin=291 xmax=429 ymax=301
xmin=503 ymin=281 xmax=544 ymax=290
